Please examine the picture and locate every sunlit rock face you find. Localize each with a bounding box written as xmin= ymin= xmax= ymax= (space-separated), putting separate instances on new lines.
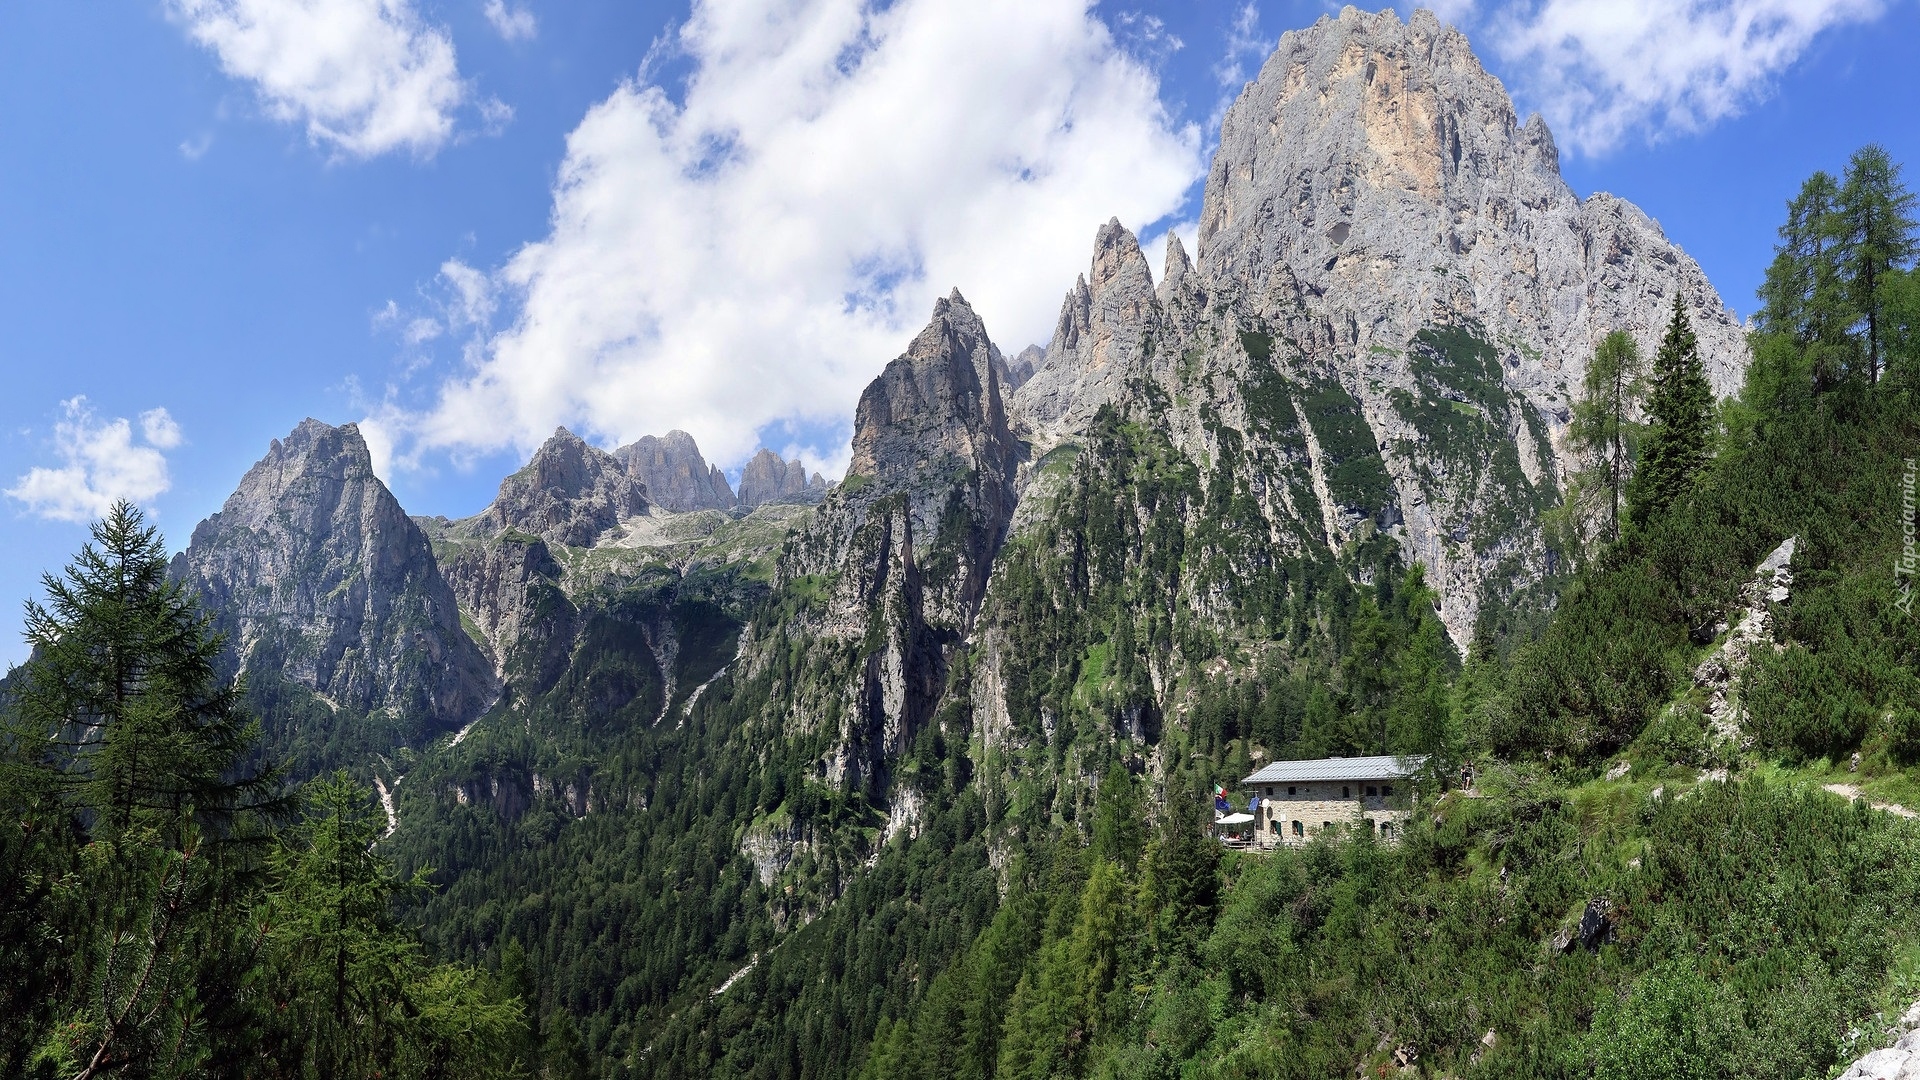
xmin=174 ymin=418 xmax=497 ymax=733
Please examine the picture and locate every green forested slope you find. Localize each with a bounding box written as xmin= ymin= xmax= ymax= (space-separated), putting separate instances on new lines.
xmin=3 ymin=150 xmax=1915 ymax=1080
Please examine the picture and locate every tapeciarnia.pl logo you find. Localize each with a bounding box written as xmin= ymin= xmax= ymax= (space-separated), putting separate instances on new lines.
xmin=1899 ymin=457 xmax=1916 ymax=616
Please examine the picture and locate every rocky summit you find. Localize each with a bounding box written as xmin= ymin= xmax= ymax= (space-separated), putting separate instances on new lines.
xmin=736 ymin=448 xmax=827 ymax=508
xmin=761 ymin=288 xmax=1021 ymax=796
xmin=614 ymin=429 xmax=736 ymax=512
xmin=172 ymin=419 xmax=496 ymax=737
xmin=478 ymin=427 xmax=650 ymax=547
xmin=1008 ymin=5 xmax=1747 ymax=645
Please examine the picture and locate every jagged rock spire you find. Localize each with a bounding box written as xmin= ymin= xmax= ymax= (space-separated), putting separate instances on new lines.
xmin=173 ymin=418 xmax=496 ymax=733
xmin=479 ymin=426 xmax=649 ymax=547
xmin=1011 ymin=218 xmax=1160 ymax=444
xmin=614 ymin=430 xmax=735 ymax=512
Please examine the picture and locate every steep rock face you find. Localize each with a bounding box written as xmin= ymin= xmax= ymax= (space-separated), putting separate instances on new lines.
xmin=1006 ymin=345 xmax=1043 ymax=390
xmin=614 ymin=430 xmax=735 ymax=512
xmin=1198 ymin=6 xmax=1744 ymax=398
xmin=1011 ymin=6 xmax=1749 ymax=646
xmin=478 ymin=428 xmax=649 ymax=547
xmin=759 ymin=290 xmax=1021 ymax=792
xmin=174 ymin=419 xmax=496 ymax=733
xmin=1013 ymin=218 xmax=1163 ymax=446
xmin=438 ymin=535 xmax=578 ymax=691
xmin=736 ymin=449 xmax=825 ymax=508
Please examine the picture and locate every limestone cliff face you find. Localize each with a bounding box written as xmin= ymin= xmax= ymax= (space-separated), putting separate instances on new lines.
xmin=174 ymin=419 xmax=496 ymax=733
xmin=478 ymin=427 xmax=649 ymax=548
xmin=759 ymin=290 xmax=1021 ymax=793
xmin=614 ymin=430 xmax=735 ymax=512
xmin=438 ymin=534 xmax=578 ymax=691
xmin=1015 ymin=218 xmax=1163 ymax=445
xmin=1011 ymin=5 xmax=1750 ymax=646
xmin=736 ymin=449 xmax=825 ymax=509
xmin=1197 ymin=7 xmax=1743 ymax=394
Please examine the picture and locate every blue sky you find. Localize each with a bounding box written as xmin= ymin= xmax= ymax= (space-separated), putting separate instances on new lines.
xmin=2 ymin=0 xmax=1916 ymax=665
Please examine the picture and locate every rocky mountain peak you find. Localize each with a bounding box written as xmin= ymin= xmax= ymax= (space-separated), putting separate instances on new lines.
xmin=737 ymin=448 xmax=824 ymax=509
xmin=1158 ymin=230 xmax=1193 ymax=300
xmin=479 ymin=426 xmax=649 ymax=547
xmin=766 ymin=289 xmax=1022 ymax=793
xmin=174 ymin=418 xmax=495 ymax=736
xmin=1012 ymin=219 xmax=1161 ymax=445
xmin=848 ymin=290 xmax=1015 ymax=517
xmin=1198 ymin=4 xmax=1744 ymax=397
xmin=614 ymin=429 xmax=735 ymax=512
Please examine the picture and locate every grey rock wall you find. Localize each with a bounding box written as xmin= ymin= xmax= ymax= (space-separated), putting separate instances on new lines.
xmin=614 ymin=430 xmax=736 ymax=512
xmin=737 ymin=448 xmax=825 ymax=508
xmin=478 ymin=427 xmax=649 ymax=548
xmin=173 ymin=419 xmax=496 ymax=733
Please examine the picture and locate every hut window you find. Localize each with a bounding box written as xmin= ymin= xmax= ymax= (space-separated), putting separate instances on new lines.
xmin=1287 ymin=786 xmax=1296 ymax=796
xmin=1383 ymin=784 xmax=1395 ymax=796
xmin=1291 ymin=820 xmax=1303 ymax=837
xmin=1365 ymin=785 xmax=1378 ymax=797
xmin=1342 ymin=786 xmax=1351 ymax=799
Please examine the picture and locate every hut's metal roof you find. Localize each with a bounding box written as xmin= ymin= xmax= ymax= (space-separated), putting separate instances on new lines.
xmin=1243 ymin=755 xmax=1425 ymax=785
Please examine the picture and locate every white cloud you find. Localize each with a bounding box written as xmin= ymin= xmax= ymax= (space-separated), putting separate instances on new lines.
xmin=395 ymin=0 xmax=1203 ymax=473
xmin=140 ymin=408 xmax=185 ymax=450
xmin=484 ymin=0 xmax=537 ymax=41
xmin=6 ymin=399 xmax=179 ymax=524
xmin=167 ymin=0 xmax=471 ymax=159
xmin=1214 ymin=2 xmax=1268 ymax=90
xmin=1481 ymin=0 xmax=1884 ymax=155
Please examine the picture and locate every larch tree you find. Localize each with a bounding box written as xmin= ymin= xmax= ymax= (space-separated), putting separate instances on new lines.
xmin=1567 ymin=329 xmax=1646 ymax=544
xmin=1836 ymin=144 xmax=1919 ymax=382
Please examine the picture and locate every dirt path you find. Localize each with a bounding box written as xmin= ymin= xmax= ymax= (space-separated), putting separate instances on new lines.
xmin=1823 ymin=783 xmax=1919 ymax=819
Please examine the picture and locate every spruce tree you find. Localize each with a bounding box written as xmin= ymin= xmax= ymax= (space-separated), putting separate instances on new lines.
xmin=1627 ymin=296 xmax=1714 ymax=531
xmin=1837 ymin=144 xmax=1919 ymax=382
xmin=1758 ymin=169 xmax=1853 ymax=390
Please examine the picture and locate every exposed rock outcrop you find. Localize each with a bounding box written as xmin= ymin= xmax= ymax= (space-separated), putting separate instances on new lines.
xmin=478 ymin=427 xmax=649 ymax=548
xmin=614 ymin=430 xmax=736 ymax=512
xmin=1014 ymin=217 xmax=1162 ymax=446
xmin=1196 ymin=6 xmax=1744 ymax=398
xmin=1836 ymin=1000 xmax=1920 ymax=1080
xmin=1694 ymin=536 xmax=1796 ymax=744
xmin=173 ymin=419 xmax=496 ymax=734
xmin=437 ymin=533 xmax=578 ymax=691
xmin=1005 ymin=345 xmax=1042 ymax=390
xmin=764 ymin=290 xmax=1021 ymax=791
xmin=1009 ymin=6 xmax=1750 ymax=647
xmin=736 ymin=449 xmax=826 ymax=508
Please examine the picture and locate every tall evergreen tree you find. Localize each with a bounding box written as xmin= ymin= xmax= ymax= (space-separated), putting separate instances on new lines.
xmin=9 ymin=501 xmax=280 ymax=847
xmin=1566 ymin=330 xmax=1645 ymax=543
xmin=1758 ymin=169 xmax=1852 ymax=391
xmin=1628 ymin=296 xmax=1715 ymax=531
xmin=2 ymin=502 xmax=284 ymax=1078
xmin=1836 ymin=144 xmax=1920 ymax=382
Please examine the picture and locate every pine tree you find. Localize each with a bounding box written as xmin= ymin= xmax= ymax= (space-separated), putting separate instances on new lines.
xmin=1837 ymin=144 xmax=1920 ymax=382
xmin=1628 ymin=296 xmax=1715 ymax=531
xmin=258 ymin=771 xmax=525 ymax=1078
xmin=2 ymin=502 xmax=282 ymax=1079
xmin=1089 ymin=761 xmax=1144 ymax=870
